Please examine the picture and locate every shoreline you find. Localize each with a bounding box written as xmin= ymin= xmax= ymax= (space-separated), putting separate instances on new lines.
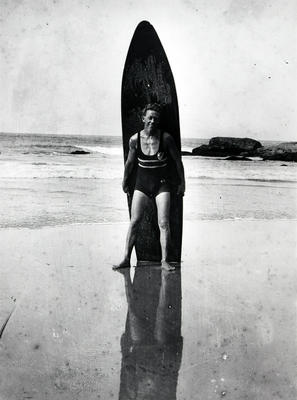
xmin=1 ymin=215 xmax=297 ymax=232
xmin=1 ymin=217 xmax=297 ymax=233
xmin=1 ymin=163 xmax=297 ymax=230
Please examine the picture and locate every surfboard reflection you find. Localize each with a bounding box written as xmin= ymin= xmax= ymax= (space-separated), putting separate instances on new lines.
xmin=117 ymin=265 xmax=183 ymax=400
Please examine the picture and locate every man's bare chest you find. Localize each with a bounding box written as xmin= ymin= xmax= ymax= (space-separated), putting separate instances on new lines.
xmin=140 ymin=134 xmax=160 ymax=156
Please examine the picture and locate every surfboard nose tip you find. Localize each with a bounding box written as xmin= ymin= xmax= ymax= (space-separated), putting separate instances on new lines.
xmin=137 ymin=20 xmax=152 ymax=28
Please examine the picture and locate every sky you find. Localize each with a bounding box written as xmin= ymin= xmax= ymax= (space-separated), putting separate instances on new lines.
xmin=0 ymin=0 xmax=296 ymax=140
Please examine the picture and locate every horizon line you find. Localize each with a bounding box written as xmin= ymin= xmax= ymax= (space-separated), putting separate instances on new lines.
xmin=0 ymin=131 xmax=291 ymax=143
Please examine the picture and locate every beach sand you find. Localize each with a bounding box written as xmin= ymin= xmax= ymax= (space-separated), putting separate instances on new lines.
xmin=0 ymin=219 xmax=296 ymax=399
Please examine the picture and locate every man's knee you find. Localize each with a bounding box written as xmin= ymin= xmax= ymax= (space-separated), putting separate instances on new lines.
xmin=158 ymin=219 xmax=170 ymax=231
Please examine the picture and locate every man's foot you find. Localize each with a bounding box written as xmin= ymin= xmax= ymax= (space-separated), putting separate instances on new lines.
xmin=112 ymin=259 xmax=131 ymax=270
xmin=161 ymin=260 xmax=175 ymax=271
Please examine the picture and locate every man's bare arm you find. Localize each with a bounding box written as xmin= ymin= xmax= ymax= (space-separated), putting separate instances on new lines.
xmin=122 ymin=135 xmax=137 ymax=193
xmin=164 ymin=133 xmax=185 ymax=196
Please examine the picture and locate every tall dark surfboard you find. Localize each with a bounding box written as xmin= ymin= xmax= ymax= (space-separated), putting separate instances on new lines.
xmin=121 ymin=21 xmax=183 ymax=262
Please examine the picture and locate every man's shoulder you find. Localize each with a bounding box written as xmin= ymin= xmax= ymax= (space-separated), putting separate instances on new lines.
xmin=129 ymin=133 xmax=138 ymax=148
xmin=163 ymin=132 xmax=175 ymax=145
xmin=163 ymin=131 xmax=172 ymax=139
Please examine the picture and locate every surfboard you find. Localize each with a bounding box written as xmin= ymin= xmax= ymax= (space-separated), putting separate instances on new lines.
xmin=121 ymin=20 xmax=183 ymax=262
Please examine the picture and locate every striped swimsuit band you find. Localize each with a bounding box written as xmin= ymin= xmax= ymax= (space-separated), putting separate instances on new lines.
xmin=138 ymin=157 xmax=168 ymax=168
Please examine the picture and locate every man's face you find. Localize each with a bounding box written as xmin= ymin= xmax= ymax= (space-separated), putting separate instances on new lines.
xmin=142 ymin=110 xmax=160 ymax=131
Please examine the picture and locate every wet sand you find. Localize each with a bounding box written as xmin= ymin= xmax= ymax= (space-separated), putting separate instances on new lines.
xmin=0 ymin=219 xmax=296 ymax=399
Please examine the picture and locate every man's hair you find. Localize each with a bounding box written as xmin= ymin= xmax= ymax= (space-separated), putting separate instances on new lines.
xmin=142 ymin=103 xmax=162 ymax=116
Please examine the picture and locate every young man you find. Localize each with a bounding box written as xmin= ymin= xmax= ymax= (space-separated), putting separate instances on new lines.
xmin=114 ymin=103 xmax=185 ymax=271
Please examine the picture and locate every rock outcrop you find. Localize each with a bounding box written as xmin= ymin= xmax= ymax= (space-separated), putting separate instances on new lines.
xmin=192 ymin=137 xmax=262 ymax=157
xmin=256 ymin=142 xmax=297 ymax=162
xmin=181 ymin=151 xmax=193 ymax=156
xmin=70 ymin=150 xmax=90 ymax=155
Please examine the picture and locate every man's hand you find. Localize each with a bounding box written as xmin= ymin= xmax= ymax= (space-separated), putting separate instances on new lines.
xmin=177 ymin=182 xmax=185 ymax=196
xmin=122 ymin=180 xmax=129 ymax=193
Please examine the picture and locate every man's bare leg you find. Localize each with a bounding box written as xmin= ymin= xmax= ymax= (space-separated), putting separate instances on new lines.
xmin=156 ymin=191 xmax=175 ymax=271
xmin=113 ymin=190 xmax=148 ymax=269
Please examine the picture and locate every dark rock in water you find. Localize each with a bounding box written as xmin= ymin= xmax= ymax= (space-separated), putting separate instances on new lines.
xmin=192 ymin=137 xmax=262 ymax=157
xmin=257 ymin=142 xmax=297 ymax=162
xmin=70 ymin=150 xmax=90 ymax=155
xmin=209 ymin=137 xmax=262 ymax=152
xmin=181 ymin=151 xmax=193 ymax=156
xmin=225 ymin=156 xmax=252 ymax=161
xmin=192 ymin=144 xmax=214 ymax=156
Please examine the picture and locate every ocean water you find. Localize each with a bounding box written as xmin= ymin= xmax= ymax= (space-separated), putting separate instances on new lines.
xmin=0 ymin=133 xmax=296 ymax=228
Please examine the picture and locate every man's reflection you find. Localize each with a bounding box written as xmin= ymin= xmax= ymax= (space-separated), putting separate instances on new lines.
xmin=117 ymin=266 xmax=183 ymax=400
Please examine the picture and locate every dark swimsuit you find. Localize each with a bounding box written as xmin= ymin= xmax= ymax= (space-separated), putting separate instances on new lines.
xmin=134 ymin=131 xmax=171 ymax=198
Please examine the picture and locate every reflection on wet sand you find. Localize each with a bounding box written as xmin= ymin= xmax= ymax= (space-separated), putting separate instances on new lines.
xmin=116 ymin=265 xmax=183 ymax=400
